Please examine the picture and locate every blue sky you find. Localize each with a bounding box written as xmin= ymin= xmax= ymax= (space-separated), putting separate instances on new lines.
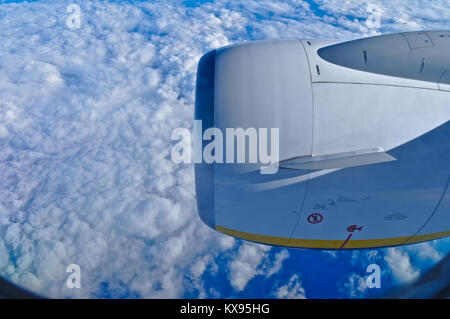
xmin=0 ymin=0 xmax=448 ymax=298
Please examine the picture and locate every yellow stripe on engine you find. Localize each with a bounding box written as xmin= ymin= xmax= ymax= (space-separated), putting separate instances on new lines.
xmin=215 ymin=225 xmax=450 ymax=249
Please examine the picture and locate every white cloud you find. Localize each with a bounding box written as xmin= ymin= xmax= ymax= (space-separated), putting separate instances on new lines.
xmin=323 ymin=250 xmax=338 ymax=258
xmin=0 ymin=0 xmax=246 ymax=298
xmin=315 ymin=0 xmax=450 ymax=33
xmin=341 ymin=273 xmax=367 ymax=298
xmin=263 ymin=249 xmax=290 ymax=278
xmin=228 ymin=244 xmax=289 ymax=292
xmin=384 ymin=248 xmax=420 ymax=284
xmin=273 ymin=274 xmax=306 ymax=299
xmin=404 ymin=242 xmax=443 ymax=264
xmin=228 ymin=243 xmax=271 ymax=292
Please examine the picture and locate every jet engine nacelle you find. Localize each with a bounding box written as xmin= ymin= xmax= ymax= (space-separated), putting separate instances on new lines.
xmin=195 ymin=31 xmax=450 ymax=249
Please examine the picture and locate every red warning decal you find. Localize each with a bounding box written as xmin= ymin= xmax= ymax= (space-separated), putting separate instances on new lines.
xmin=340 ymin=225 xmax=364 ymax=249
xmin=340 ymin=234 xmax=353 ymax=249
xmin=307 ymin=213 xmax=323 ymax=224
xmin=347 ymin=225 xmax=363 ymax=232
